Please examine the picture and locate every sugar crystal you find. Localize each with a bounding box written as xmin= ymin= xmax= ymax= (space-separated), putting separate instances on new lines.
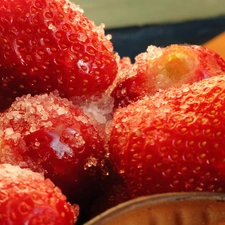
xmin=49 ymin=132 xmax=73 ymax=159
xmin=84 ymin=156 xmax=97 ymax=170
xmin=4 ymin=128 xmax=14 ymax=136
xmin=48 ymin=23 xmax=56 ymax=31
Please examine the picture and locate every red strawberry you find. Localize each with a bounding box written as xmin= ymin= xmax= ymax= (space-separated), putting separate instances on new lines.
xmin=0 ymin=92 xmax=107 ymax=210
xmin=0 ymin=0 xmax=117 ymax=111
xmin=107 ymin=74 xmax=225 ymax=199
xmin=111 ymin=44 xmax=225 ymax=108
xmin=0 ymin=163 xmax=79 ymax=225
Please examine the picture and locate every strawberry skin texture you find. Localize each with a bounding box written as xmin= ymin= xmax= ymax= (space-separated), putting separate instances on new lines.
xmin=0 ymin=164 xmax=79 ymax=225
xmin=0 ymin=92 xmax=106 ymax=208
xmin=0 ymin=0 xmax=117 ymax=111
xmin=111 ymin=44 xmax=225 ymax=108
xmin=107 ymin=74 xmax=225 ymax=199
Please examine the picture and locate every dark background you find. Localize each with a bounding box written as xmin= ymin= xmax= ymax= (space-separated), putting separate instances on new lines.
xmin=106 ymin=15 xmax=225 ymax=62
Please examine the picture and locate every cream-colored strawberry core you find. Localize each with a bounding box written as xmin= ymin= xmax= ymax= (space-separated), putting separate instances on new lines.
xmin=164 ymin=53 xmax=191 ymax=81
xmin=151 ymin=45 xmax=198 ymax=90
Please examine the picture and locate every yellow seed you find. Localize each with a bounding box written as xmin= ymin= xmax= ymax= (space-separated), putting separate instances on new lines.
xmin=181 ymin=127 xmax=187 ymax=133
xmin=213 ymin=118 xmax=219 ymax=124
xmin=214 ymin=143 xmax=219 ymax=149
xmin=50 ymin=47 xmax=57 ymax=52
xmin=172 ymin=154 xmax=178 ymax=160
xmin=165 ymin=168 xmax=171 ymax=174
xmin=89 ymin=49 xmax=95 ymax=54
xmin=38 ymin=51 xmax=44 ymax=55
xmin=173 ymin=180 xmax=179 ymax=185
xmin=201 ymin=141 xmax=207 ymax=147
xmin=81 ymin=66 xmax=87 ymax=71
xmin=194 ymin=129 xmax=200 ymax=134
xmin=216 ymin=132 xmax=221 ymax=136
xmin=176 ymin=139 xmax=182 ymax=145
xmin=84 ymin=56 xmax=89 ymax=61
xmin=210 ymin=158 xmax=215 ymax=163
xmin=195 ymin=166 xmax=200 ymax=171
xmin=146 ymin=155 xmax=152 ymax=160
xmin=160 ymin=146 xmax=167 ymax=151
xmin=200 ymin=153 xmax=206 ymax=159
xmin=181 ymin=167 xmax=187 ymax=172
xmin=185 ymin=117 xmax=193 ymax=123
xmin=156 ymin=163 xmax=162 ymax=168
xmin=188 ymin=178 xmax=194 ymax=183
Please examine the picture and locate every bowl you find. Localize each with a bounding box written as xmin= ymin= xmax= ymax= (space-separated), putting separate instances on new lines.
xmin=84 ymin=192 xmax=225 ymax=225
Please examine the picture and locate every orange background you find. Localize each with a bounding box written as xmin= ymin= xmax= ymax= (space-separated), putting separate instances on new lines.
xmin=203 ymin=32 xmax=225 ymax=60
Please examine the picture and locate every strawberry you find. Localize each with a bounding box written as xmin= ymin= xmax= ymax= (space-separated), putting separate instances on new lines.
xmin=0 ymin=92 xmax=107 ymax=211
xmin=0 ymin=0 xmax=117 ymax=111
xmin=107 ymin=74 xmax=225 ymax=199
xmin=111 ymin=44 xmax=225 ymax=108
xmin=0 ymin=163 xmax=79 ymax=225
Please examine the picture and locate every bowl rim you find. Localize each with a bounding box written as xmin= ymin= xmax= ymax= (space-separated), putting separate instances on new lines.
xmin=84 ymin=192 xmax=225 ymax=225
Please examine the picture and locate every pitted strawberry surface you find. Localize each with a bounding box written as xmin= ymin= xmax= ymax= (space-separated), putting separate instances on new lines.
xmin=107 ymin=74 xmax=225 ymax=198
xmin=0 ymin=0 xmax=117 ymax=111
xmin=0 ymin=164 xmax=79 ymax=225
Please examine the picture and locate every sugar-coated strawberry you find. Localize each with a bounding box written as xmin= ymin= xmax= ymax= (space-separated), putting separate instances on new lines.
xmin=111 ymin=44 xmax=225 ymax=108
xmin=0 ymin=92 xmax=106 ymax=210
xmin=107 ymin=74 xmax=225 ymax=199
xmin=0 ymin=0 xmax=117 ymax=111
xmin=0 ymin=164 xmax=79 ymax=225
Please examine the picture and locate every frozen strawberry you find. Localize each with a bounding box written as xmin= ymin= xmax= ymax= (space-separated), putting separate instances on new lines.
xmin=0 ymin=92 xmax=106 ymax=211
xmin=0 ymin=164 xmax=79 ymax=225
xmin=111 ymin=44 xmax=225 ymax=108
xmin=0 ymin=0 xmax=117 ymax=111
xmin=107 ymin=74 xmax=225 ymax=199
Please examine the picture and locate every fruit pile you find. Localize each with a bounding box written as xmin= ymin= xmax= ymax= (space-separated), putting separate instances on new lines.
xmin=1 ymin=0 xmax=225 ymax=224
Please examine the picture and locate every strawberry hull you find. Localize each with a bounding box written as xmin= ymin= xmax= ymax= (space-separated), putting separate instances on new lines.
xmin=107 ymin=74 xmax=225 ymax=199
